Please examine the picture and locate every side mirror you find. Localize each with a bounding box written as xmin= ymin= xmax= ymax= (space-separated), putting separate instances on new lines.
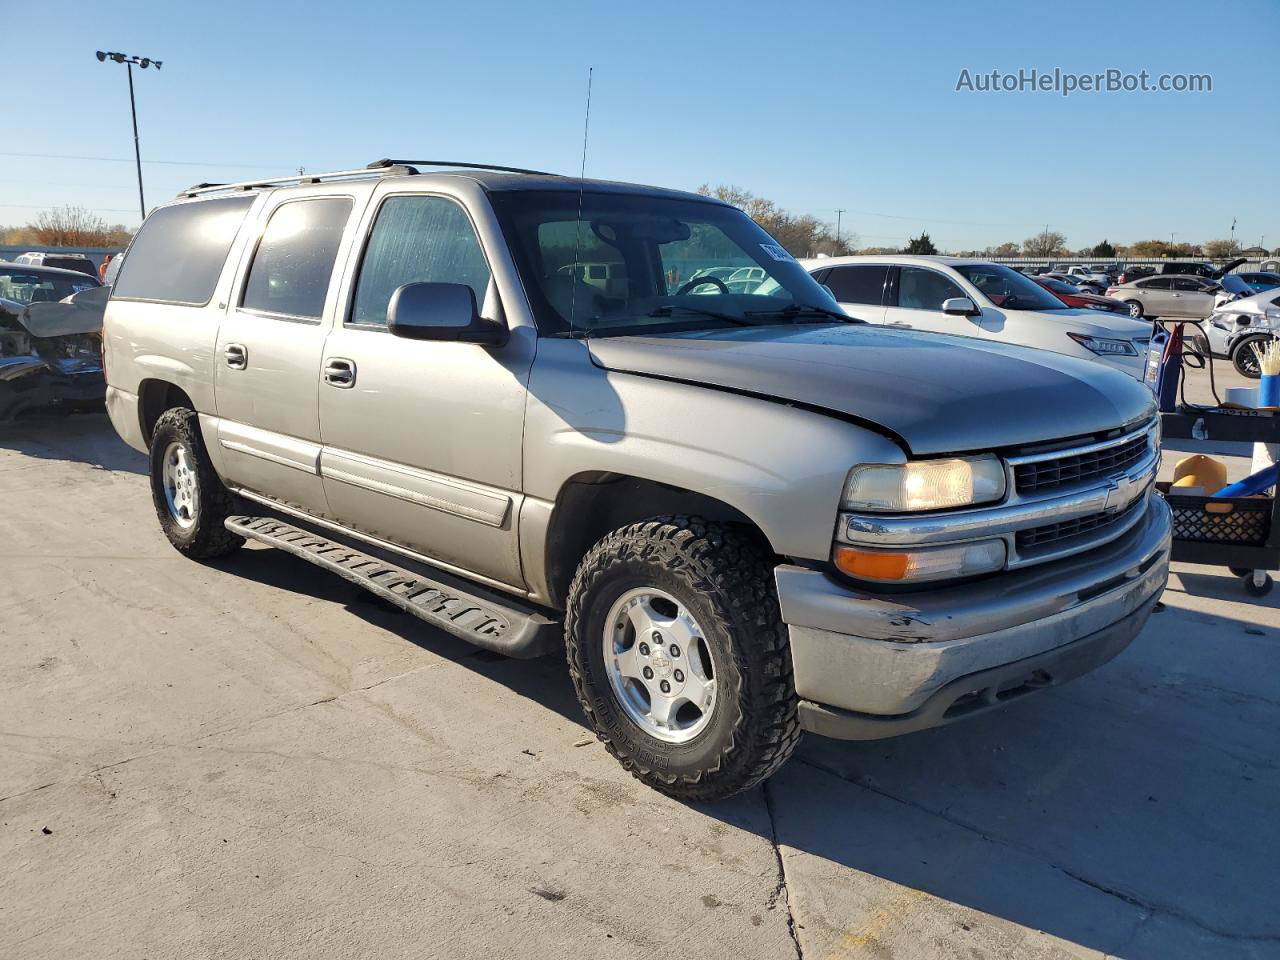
xmin=942 ymin=296 xmax=978 ymax=316
xmin=387 ymin=282 xmax=507 ymax=346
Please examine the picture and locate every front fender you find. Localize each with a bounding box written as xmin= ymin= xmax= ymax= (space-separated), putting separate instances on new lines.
xmin=523 ymin=339 xmax=905 ymax=561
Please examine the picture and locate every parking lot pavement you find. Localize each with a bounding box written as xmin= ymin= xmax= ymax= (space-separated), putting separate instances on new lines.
xmin=2 ymin=415 xmax=1277 ymax=960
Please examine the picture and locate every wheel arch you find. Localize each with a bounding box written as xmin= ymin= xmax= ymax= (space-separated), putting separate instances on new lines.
xmin=541 ymin=471 xmax=769 ymax=609
xmin=137 ymin=379 xmax=197 ymax=446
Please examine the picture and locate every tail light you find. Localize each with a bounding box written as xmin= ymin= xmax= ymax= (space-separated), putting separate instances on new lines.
xmin=1106 ymin=287 xmax=1119 ymax=296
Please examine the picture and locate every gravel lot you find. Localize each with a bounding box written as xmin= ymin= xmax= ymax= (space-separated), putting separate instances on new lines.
xmin=2 ymin=357 xmax=1277 ymax=959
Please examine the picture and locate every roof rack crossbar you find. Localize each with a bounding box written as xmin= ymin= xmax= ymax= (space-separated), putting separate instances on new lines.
xmin=367 ymin=158 xmax=560 ymax=177
xmin=176 ymin=163 xmax=419 ymax=199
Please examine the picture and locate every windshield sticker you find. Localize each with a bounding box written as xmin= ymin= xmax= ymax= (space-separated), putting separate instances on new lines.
xmin=760 ymin=243 xmax=794 ymax=262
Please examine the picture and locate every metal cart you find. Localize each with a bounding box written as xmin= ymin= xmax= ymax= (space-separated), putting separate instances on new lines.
xmin=1159 ymin=409 xmax=1280 ymax=596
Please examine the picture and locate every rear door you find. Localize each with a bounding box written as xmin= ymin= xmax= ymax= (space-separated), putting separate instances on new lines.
xmin=820 ymin=264 xmax=888 ymax=323
xmin=882 ymin=265 xmax=979 ymax=336
xmin=212 ymin=193 xmax=359 ymax=514
xmin=1133 ymin=277 xmax=1174 ymax=315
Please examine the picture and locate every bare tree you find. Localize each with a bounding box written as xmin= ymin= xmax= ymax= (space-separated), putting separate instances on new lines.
xmin=1022 ymin=229 xmax=1069 ymax=257
xmin=697 ymin=184 xmax=853 ymax=257
xmin=1203 ymin=238 xmax=1242 ymax=259
xmin=30 ymin=206 xmax=114 ymax=247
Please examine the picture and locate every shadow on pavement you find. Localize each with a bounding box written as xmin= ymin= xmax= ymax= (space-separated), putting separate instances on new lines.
xmin=214 ymin=534 xmax=1279 ymax=956
xmin=0 ymin=411 xmax=145 ymax=475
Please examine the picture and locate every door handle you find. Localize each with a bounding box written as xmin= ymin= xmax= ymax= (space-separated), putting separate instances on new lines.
xmin=224 ymin=343 xmax=247 ymax=369
xmin=323 ymin=358 xmax=356 ymax=388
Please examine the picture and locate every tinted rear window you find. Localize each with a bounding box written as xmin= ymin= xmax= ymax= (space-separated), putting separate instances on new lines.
xmin=241 ymin=198 xmax=352 ymax=319
xmin=824 ymin=265 xmax=889 ymax=305
xmin=113 ymin=196 xmax=254 ymax=305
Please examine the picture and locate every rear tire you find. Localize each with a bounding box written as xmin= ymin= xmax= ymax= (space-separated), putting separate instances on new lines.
xmin=149 ymin=407 xmax=243 ymax=559
xmin=565 ymin=516 xmax=801 ymax=801
xmin=1125 ymin=300 xmax=1145 ymax=319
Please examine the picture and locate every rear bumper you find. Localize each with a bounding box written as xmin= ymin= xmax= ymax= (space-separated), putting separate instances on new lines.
xmin=776 ymin=495 xmax=1170 ymax=735
xmin=106 ymin=385 xmax=147 ymax=453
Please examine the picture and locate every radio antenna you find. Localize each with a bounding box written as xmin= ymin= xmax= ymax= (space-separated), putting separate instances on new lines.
xmin=568 ymin=66 xmax=593 ymax=337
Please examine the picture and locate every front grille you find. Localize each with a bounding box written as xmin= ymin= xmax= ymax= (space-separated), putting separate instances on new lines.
xmin=1016 ymin=497 xmax=1144 ymax=551
xmin=1014 ymin=431 xmax=1151 ymax=495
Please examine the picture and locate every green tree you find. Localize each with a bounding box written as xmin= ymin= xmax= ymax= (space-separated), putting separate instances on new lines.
xmin=902 ymin=231 xmax=937 ymax=255
xmin=1090 ymin=239 xmax=1117 ymax=258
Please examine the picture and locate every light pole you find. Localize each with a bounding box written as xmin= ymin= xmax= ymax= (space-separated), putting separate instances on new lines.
xmin=835 ymin=208 xmax=845 ymax=249
xmin=95 ymin=51 xmax=163 ymax=221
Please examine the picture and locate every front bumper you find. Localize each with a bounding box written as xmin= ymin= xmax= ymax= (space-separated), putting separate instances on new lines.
xmin=776 ymin=495 xmax=1170 ymax=738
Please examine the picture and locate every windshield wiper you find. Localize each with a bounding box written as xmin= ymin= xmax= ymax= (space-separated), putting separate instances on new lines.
xmin=745 ymin=303 xmax=860 ymax=323
xmin=646 ymin=304 xmax=756 ymax=326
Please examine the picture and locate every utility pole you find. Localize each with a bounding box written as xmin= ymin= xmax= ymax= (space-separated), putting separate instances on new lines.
xmin=835 ymin=209 xmax=846 ymax=249
xmin=1231 ymin=217 xmax=1237 ymax=251
xmin=96 ymin=51 xmax=163 ymax=221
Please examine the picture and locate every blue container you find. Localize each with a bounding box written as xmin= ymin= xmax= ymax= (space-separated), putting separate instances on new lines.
xmin=1261 ymin=374 xmax=1280 ymax=409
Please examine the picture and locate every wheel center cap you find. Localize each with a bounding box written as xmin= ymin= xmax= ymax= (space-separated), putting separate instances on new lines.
xmin=651 ymin=651 xmax=673 ymax=679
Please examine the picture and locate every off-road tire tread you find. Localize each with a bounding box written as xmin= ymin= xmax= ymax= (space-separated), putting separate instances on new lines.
xmin=150 ymin=407 xmax=243 ymax=559
xmin=565 ymin=515 xmax=802 ymax=801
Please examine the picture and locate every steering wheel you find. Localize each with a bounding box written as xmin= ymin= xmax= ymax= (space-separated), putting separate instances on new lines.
xmin=676 ymin=275 xmax=729 ymax=296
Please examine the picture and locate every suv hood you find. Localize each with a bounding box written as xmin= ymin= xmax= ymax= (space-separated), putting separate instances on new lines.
xmin=588 ymin=324 xmax=1155 ymax=456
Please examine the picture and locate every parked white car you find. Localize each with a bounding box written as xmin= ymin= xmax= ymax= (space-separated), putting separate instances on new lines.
xmin=1200 ymin=287 xmax=1280 ymax=377
xmin=801 ymin=256 xmax=1151 ymax=380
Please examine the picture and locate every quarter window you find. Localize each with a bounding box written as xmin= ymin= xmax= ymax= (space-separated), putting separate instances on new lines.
xmin=350 ymin=195 xmax=491 ymax=326
xmin=113 ymin=195 xmax=253 ymax=305
xmin=897 ymin=266 xmax=965 ymax=310
xmin=824 ymin=265 xmax=889 ymax=305
xmin=241 ymin=198 xmax=352 ymax=319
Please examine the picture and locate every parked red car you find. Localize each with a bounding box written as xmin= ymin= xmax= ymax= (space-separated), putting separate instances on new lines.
xmin=1033 ymin=276 xmax=1131 ymax=314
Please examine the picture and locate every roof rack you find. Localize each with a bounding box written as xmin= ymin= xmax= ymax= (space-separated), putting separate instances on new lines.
xmin=177 ymin=163 xmax=418 ymax=199
xmin=177 ymin=158 xmax=560 ymax=199
xmin=367 ymin=158 xmax=560 ymax=176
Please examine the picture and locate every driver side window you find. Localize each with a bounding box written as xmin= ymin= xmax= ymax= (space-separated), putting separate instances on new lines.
xmin=898 ymin=267 xmax=965 ymax=310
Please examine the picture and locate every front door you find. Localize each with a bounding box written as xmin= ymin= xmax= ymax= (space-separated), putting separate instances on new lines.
xmin=1169 ymin=277 xmax=1216 ymax=318
xmin=882 ymin=265 xmax=981 ymax=337
xmin=317 ymin=191 xmax=533 ymax=590
xmin=213 ymin=195 xmax=356 ymax=514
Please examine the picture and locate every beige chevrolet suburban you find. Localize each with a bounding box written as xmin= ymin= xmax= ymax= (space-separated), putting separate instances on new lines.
xmin=103 ymin=160 xmax=1170 ymax=800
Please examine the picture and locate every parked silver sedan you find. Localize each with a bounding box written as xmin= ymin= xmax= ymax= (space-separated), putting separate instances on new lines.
xmin=1105 ymin=274 xmax=1220 ymax=320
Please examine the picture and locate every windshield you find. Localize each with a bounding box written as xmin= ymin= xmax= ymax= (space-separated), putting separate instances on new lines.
xmin=489 ymin=190 xmax=842 ymax=336
xmin=954 ymin=263 xmax=1071 ymax=311
xmin=0 ymin=268 xmax=99 ymax=306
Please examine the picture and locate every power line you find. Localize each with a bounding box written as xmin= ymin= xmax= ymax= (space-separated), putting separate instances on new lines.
xmin=0 ymin=150 xmax=287 ymax=170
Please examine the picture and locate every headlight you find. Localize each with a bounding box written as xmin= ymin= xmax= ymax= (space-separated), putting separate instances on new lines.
xmin=1066 ymin=333 xmax=1139 ymax=356
xmin=833 ymin=539 xmax=1007 ymax=584
xmin=842 ymin=456 xmax=1006 ymax=512
xmin=1085 ymin=303 xmax=1115 ymax=311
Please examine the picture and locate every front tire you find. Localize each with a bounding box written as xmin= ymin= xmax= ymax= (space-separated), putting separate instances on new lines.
xmin=149 ymin=407 xmax=243 ymax=559
xmin=1232 ymin=335 xmax=1273 ymax=379
xmin=565 ymin=516 xmax=801 ymax=801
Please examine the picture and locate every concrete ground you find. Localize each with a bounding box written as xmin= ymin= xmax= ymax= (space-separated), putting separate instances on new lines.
xmin=2 ymin=359 xmax=1277 ymax=960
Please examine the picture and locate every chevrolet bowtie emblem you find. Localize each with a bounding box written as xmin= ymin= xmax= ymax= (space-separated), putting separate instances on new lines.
xmin=1104 ymin=474 xmax=1144 ymax=514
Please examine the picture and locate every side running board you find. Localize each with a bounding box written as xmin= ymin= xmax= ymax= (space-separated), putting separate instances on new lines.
xmin=225 ymin=516 xmax=561 ymax=658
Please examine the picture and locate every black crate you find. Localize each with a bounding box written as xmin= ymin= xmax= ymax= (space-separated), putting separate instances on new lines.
xmin=1158 ymin=484 xmax=1272 ymax=545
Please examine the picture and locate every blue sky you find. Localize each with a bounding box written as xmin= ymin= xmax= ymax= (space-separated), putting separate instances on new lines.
xmin=10 ymin=0 xmax=1279 ymax=252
